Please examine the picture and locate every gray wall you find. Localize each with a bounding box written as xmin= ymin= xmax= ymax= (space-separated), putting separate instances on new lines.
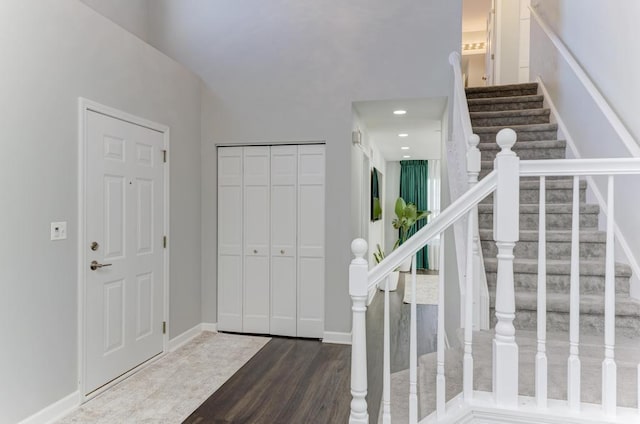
xmin=530 ymin=0 xmax=640 ymax=296
xmin=79 ymin=0 xmax=151 ymax=42
xmin=149 ymin=0 xmax=463 ymax=333
xmin=0 ymin=1 xmax=202 ymax=422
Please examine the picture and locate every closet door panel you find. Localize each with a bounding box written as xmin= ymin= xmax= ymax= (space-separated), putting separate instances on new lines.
xmin=243 ymin=147 xmax=270 ymax=334
xmin=270 ymin=146 xmax=297 ymax=336
xmin=297 ymin=145 xmax=325 ymax=338
xmin=217 ymin=147 xmax=243 ymax=332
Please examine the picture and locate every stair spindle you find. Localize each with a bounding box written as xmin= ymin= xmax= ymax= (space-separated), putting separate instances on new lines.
xmin=567 ymin=176 xmax=581 ymax=410
xmin=536 ymin=176 xmax=548 ymax=409
xmin=437 ymin=234 xmax=446 ymax=417
xmin=464 ymin=209 xmax=474 ymax=401
xmin=382 ymin=275 xmax=391 ymax=423
xmin=349 ymin=239 xmax=369 ymax=424
xmin=602 ymin=175 xmax=617 ymax=415
xmin=409 ymin=254 xmax=418 ymax=423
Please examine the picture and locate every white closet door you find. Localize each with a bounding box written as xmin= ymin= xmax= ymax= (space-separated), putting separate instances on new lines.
xmin=243 ymin=147 xmax=271 ymax=333
xmin=217 ymin=147 xmax=243 ymax=332
xmin=297 ymin=145 xmax=325 ymax=338
xmin=270 ymin=146 xmax=298 ymax=336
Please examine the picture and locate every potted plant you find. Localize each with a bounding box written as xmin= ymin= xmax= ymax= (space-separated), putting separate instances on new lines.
xmin=373 ymin=244 xmax=399 ymax=291
xmin=392 ymin=197 xmax=430 ymax=271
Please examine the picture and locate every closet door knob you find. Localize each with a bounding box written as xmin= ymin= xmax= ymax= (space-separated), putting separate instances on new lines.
xmin=280 ymin=250 xmax=285 ymax=254
xmin=253 ymin=249 xmax=258 ymax=254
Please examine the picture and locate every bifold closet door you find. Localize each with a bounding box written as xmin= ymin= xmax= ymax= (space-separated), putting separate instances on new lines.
xmin=297 ymin=145 xmax=325 ymax=338
xmin=217 ymin=147 xmax=243 ymax=332
xmin=270 ymin=146 xmax=298 ymax=336
xmin=243 ymin=147 xmax=271 ymax=334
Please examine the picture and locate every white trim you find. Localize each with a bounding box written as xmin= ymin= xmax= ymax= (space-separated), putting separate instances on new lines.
xmin=201 ymin=322 xmax=219 ymax=333
xmin=77 ymin=98 xmax=170 ymax=400
xmin=168 ymin=323 xmax=203 ymax=352
xmin=17 ymin=391 xmax=80 ymax=424
xmin=367 ymin=284 xmax=377 ymax=305
xmin=529 ymin=5 xmax=640 ymax=157
xmin=537 ymin=79 xmax=640 ymax=299
xmin=323 ymin=331 xmax=353 ymax=345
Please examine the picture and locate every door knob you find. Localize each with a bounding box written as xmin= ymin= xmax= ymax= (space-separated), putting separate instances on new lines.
xmin=281 ymin=250 xmax=285 ymax=254
xmin=90 ymin=241 xmax=99 ymax=251
xmin=253 ymin=249 xmax=258 ymax=254
xmin=90 ymin=260 xmax=112 ymax=271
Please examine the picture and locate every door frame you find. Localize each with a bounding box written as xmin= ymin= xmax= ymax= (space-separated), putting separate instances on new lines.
xmin=77 ymin=98 xmax=170 ymax=401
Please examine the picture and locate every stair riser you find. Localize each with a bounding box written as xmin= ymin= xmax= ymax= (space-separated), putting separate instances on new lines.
xmin=481 ymin=239 xmax=606 ymax=260
xmin=490 ymin=309 xmax=640 ymax=338
xmin=468 ymin=100 xmax=544 ymax=112
xmin=480 ymin=146 xmax=565 ymax=161
xmin=486 ymin=272 xmax=629 ymax=295
xmin=481 ymin=188 xmax=586 ymax=205
xmin=471 ymin=114 xmax=549 ymax=126
xmin=479 ymin=212 xmax=599 ymax=231
xmin=466 ymin=88 xmax=539 ymax=99
xmin=478 ymin=129 xmax=557 ymax=143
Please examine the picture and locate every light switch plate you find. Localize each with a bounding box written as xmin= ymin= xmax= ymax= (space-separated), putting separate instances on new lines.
xmin=51 ymin=221 xmax=67 ymax=240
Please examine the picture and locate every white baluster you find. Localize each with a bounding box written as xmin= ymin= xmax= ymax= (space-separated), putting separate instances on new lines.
xmin=409 ymin=254 xmax=418 ymax=423
xmin=536 ymin=176 xmax=548 ymax=409
xmin=437 ymin=234 xmax=446 ymax=417
xmin=602 ymin=175 xmax=616 ymax=416
xmin=349 ymin=239 xmax=369 ymax=424
xmin=568 ymin=176 xmax=581 ymax=410
xmin=464 ymin=208 xmax=474 ymax=401
xmin=492 ymin=128 xmax=520 ymax=408
xmin=383 ymin=274 xmax=391 ymax=424
xmin=637 ymin=364 xmax=640 ymax=414
xmin=467 ymin=133 xmax=484 ymax=331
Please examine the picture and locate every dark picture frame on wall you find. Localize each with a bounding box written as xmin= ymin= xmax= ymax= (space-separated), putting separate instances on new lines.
xmin=371 ymin=167 xmax=382 ymax=221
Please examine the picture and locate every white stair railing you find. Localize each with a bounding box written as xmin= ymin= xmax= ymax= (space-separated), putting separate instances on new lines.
xmin=350 ymin=140 xmax=640 ymax=422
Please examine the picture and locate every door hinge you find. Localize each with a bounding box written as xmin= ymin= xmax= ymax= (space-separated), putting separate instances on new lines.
xmin=163 ymin=235 xmax=167 ymax=248
xmin=162 ymin=321 xmax=167 ymax=334
xmin=162 ymin=150 xmax=167 ymax=163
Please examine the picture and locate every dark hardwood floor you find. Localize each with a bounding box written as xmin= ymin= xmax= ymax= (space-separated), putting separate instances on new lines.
xmin=366 ymin=271 xmax=438 ymax=424
xmin=184 ymin=271 xmax=437 ymax=424
xmin=183 ymin=337 xmax=351 ymax=423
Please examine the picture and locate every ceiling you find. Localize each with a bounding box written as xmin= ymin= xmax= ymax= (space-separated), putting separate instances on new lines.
xmin=353 ymin=97 xmax=446 ymax=162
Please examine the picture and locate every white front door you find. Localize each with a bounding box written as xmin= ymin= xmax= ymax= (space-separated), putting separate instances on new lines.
xmin=85 ymin=111 xmax=165 ymax=395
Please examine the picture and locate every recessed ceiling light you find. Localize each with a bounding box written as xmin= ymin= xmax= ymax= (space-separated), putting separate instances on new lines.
xmin=398 ymin=133 xmax=409 ymax=137
xmin=393 ymin=110 xmax=407 ymax=115
xmin=401 ymin=146 xmax=410 ymax=150
xmin=403 ymin=155 xmax=411 ymax=158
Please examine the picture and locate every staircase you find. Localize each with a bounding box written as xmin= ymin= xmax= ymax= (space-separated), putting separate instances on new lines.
xmin=466 ymin=82 xmax=640 ymax=338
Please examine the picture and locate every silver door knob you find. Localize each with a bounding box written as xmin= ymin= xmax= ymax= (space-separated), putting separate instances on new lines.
xmin=90 ymin=260 xmax=112 ymax=271
xmin=253 ymin=249 xmax=258 ymax=254
xmin=281 ymin=250 xmax=285 ymax=254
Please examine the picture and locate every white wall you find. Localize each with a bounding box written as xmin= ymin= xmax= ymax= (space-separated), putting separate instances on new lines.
xmin=463 ymin=54 xmax=487 ymax=87
xmin=0 ymin=1 xmax=203 ymax=422
xmin=530 ymin=0 xmax=640 ymax=295
xmin=79 ymin=0 xmax=150 ymax=42
xmin=385 ymin=162 xmax=401 ymax=254
xmin=495 ymin=0 xmax=522 ymax=84
xmin=159 ymin=0 xmax=463 ymax=333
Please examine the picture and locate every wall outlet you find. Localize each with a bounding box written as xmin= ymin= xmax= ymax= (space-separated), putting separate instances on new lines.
xmin=51 ymin=221 xmax=67 ymax=240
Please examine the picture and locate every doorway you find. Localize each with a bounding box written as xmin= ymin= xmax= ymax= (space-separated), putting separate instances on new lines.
xmin=79 ymin=99 xmax=169 ymax=397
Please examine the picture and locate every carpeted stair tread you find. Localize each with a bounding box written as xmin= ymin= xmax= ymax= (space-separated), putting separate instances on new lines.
xmin=465 ymin=82 xmax=538 ymax=99
xmin=478 ymin=139 xmax=565 ymax=151
xmin=470 ymin=108 xmax=550 ymax=120
xmin=478 ymin=202 xmax=600 ymax=215
xmin=474 ymin=122 xmax=557 ymax=134
xmin=468 ymin=94 xmax=544 ymax=110
xmin=479 ymin=228 xmax=604 ymax=242
xmin=489 ymin=291 xmax=640 ymax=316
xmin=483 ymin=257 xmax=632 ymax=278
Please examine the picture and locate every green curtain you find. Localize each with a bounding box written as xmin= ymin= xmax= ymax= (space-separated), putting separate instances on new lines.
xmin=400 ymin=160 xmax=429 ymax=269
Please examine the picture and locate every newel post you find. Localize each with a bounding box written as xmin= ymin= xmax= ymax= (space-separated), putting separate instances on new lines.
xmin=349 ymin=239 xmax=369 ymax=424
xmin=492 ymin=129 xmax=520 ymax=408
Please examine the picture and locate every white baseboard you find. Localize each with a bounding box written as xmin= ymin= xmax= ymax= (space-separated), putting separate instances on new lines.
xmin=201 ymin=322 xmax=218 ymax=333
xmin=168 ymin=323 xmax=204 ymax=352
xmin=17 ymin=391 xmax=80 ymax=424
xmin=322 ymin=331 xmax=352 ymax=345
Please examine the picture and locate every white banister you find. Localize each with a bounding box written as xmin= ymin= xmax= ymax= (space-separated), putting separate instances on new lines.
xmin=535 ymin=176 xmax=548 ymax=409
xmin=349 ymin=239 xmax=369 ymax=424
xmin=492 ymin=129 xmax=520 ymax=408
xmin=409 ymin=254 xmax=418 ymax=424
xmin=382 ymin=274 xmax=391 ymax=424
xmin=520 ymin=158 xmax=640 ymax=176
xmin=436 ymin=233 xmax=446 ymax=417
xmin=602 ymin=175 xmax=616 ymax=416
xmin=568 ymin=176 xmax=581 ymax=410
